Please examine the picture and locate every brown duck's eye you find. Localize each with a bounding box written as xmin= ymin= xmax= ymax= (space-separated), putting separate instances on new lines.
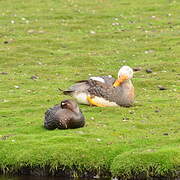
xmin=61 ymin=101 xmax=71 ymax=108
xmin=61 ymin=102 xmax=66 ymax=106
xmin=61 ymin=102 xmax=67 ymax=108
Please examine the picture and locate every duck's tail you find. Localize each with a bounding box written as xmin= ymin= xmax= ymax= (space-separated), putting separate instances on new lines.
xmin=58 ymin=88 xmax=74 ymax=95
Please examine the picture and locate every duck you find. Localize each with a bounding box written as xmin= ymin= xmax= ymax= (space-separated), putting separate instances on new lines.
xmin=44 ymin=99 xmax=85 ymax=130
xmin=62 ymin=66 xmax=134 ymax=107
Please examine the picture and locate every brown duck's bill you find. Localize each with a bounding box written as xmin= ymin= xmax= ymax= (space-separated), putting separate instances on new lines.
xmin=113 ymin=75 xmax=128 ymax=87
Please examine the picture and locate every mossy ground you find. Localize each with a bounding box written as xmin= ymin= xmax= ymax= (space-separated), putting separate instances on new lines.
xmin=0 ymin=0 xmax=180 ymax=179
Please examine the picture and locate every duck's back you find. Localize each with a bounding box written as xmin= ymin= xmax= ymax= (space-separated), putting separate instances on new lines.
xmin=44 ymin=104 xmax=61 ymax=130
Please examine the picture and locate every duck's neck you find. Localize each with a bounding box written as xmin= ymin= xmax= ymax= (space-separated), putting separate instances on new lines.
xmin=121 ymin=79 xmax=132 ymax=87
xmin=71 ymin=107 xmax=80 ymax=114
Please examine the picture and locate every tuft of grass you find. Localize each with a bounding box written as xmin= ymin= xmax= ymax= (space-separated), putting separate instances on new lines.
xmin=0 ymin=0 xmax=180 ymax=178
xmin=111 ymin=147 xmax=180 ymax=178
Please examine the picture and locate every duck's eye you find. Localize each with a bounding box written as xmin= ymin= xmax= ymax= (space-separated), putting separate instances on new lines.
xmin=61 ymin=102 xmax=67 ymax=108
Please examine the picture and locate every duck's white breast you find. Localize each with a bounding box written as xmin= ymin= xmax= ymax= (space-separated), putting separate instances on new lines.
xmin=73 ymin=92 xmax=90 ymax=105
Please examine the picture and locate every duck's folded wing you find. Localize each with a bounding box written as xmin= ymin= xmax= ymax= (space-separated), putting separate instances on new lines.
xmin=86 ymin=80 xmax=122 ymax=106
xmin=87 ymin=80 xmax=116 ymax=99
xmin=63 ymin=75 xmax=115 ymax=94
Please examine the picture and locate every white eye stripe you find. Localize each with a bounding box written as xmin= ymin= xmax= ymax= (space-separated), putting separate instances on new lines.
xmin=61 ymin=102 xmax=66 ymax=106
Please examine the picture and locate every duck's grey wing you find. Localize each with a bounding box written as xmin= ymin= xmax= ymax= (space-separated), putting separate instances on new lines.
xmin=87 ymin=80 xmax=124 ymax=105
xmin=64 ymin=79 xmax=118 ymax=100
xmin=87 ymin=80 xmax=115 ymax=98
xmin=63 ymin=75 xmax=115 ymax=96
xmin=63 ymin=81 xmax=90 ymax=95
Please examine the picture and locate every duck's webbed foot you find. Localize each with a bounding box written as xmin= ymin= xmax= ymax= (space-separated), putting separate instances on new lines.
xmin=87 ymin=96 xmax=107 ymax=107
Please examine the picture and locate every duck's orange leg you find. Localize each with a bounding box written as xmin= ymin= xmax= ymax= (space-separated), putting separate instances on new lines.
xmin=87 ymin=96 xmax=107 ymax=107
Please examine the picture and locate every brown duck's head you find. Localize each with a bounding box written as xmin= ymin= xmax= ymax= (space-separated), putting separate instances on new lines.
xmin=113 ymin=66 xmax=133 ymax=87
xmin=61 ymin=99 xmax=80 ymax=113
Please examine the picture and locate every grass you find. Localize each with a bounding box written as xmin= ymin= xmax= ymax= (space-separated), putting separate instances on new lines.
xmin=0 ymin=0 xmax=180 ymax=178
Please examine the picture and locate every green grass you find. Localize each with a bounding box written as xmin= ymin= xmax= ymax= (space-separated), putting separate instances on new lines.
xmin=0 ymin=0 xmax=180 ymax=178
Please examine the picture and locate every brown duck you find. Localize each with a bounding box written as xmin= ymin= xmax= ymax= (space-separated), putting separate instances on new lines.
xmin=62 ymin=66 xmax=134 ymax=107
xmin=44 ymin=99 xmax=85 ymax=130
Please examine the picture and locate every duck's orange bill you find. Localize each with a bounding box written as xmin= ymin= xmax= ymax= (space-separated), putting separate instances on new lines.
xmin=113 ymin=75 xmax=128 ymax=87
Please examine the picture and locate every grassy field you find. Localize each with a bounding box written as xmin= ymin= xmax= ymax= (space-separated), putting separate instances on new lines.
xmin=0 ymin=0 xmax=180 ymax=179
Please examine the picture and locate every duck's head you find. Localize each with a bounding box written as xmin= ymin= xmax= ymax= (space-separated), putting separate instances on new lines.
xmin=113 ymin=66 xmax=133 ymax=87
xmin=61 ymin=99 xmax=80 ymax=113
